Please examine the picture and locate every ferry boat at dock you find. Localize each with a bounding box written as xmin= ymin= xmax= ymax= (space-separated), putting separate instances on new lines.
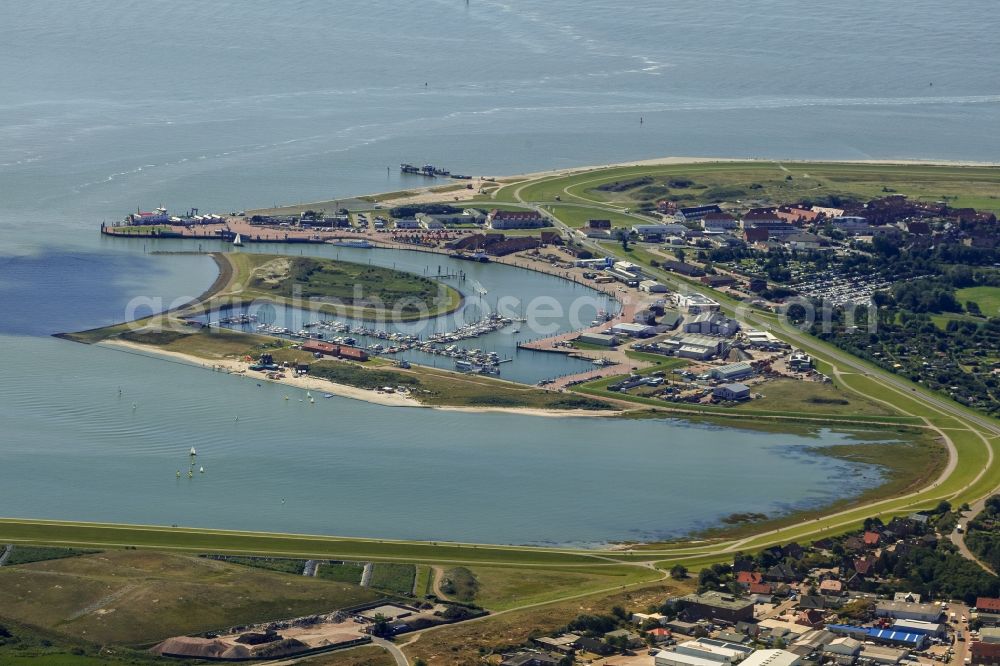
xmin=449 ymin=251 xmax=490 ymax=263
xmin=330 ymin=238 xmax=374 ymax=248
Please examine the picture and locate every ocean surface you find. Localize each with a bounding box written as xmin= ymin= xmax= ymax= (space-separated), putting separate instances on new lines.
xmin=1 ymin=0 xmax=993 ymax=544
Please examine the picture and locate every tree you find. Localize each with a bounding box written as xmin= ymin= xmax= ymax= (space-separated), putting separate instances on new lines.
xmin=675 ymin=248 xmax=686 ymax=263
xmin=967 ymin=301 xmax=982 ymax=316
xmin=670 ymin=564 xmax=689 ymax=579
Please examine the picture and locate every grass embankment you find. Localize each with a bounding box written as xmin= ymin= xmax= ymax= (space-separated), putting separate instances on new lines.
xmin=504 ymin=161 xmax=1000 ymax=213
xmin=203 ymin=253 xmax=462 ymax=321
xmin=0 ymin=550 xmax=380 ymax=646
xmin=0 ymin=519 xmax=610 ymax=566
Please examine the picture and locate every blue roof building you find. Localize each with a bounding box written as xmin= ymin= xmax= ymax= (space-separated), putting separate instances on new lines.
xmin=826 ymin=625 xmax=927 ymax=649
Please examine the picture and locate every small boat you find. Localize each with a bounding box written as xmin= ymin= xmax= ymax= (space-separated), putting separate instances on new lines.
xmin=323 ymin=393 xmax=333 ymax=398
xmin=199 ymin=466 xmax=205 ymax=474
xmin=233 ymin=233 xmax=243 ymax=247
xmin=176 ymin=470 xmax=181 ymax=478
xmin=190 ymin=447 xmax=197 ymax=456
xmin=187 ymin=470 xmax=193 ymax=478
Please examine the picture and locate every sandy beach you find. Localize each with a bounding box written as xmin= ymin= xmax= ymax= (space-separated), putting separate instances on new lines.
xmin=100 ymin=340 xmax=624 ymax=418
xmin=102 ymin=340 xmax=421 ymax=408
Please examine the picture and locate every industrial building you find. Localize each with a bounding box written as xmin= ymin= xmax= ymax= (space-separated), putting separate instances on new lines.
xmin=673 ymin=638 xmax=754 ymax=663
xmin=640 ymin=279 xmax=669 ymax=293
xmin=710 ymin=361 xmax=755 ymax=382
xmin=677 ymin=591 xmax=755 ymax=624
xmin=684 ymin=312 xmax=739 ymax=336
xmin=874 ymin=600 xmax=943 ymax=622
xmin=578 ymin=332 xmax=618 ymax=347
xmin=676 ymin=293 xmax=721 ymax=313
xmin=738 ymin=650 xmax=801 ymax=666
xmin=611 ymin=322 xmax=656 ymax=338
xmin=714 ymin=383 xmax=751 ymax=401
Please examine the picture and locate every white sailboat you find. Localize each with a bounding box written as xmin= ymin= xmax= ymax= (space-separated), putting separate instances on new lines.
xmin=190 ymin=447 xmax=197 ymax=456
xmin=233 ymin=233 xmax=243 ymax=247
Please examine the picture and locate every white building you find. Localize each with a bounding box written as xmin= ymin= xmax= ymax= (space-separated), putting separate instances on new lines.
xmin=639 ymin=280 xmax=669 ymax=293
xmin=875 ymin=601 xmax=943 ymax=622
xmin=611 ymin=322 xmax=656 ymax=338
xmin=676 ymin=293 xmax=721 ymax=314
xmin=674 ymin=639 xmax=753 ymax=664
xmin=891 ymin=619 xmax=945 ymax=637
xmin=684 ymin=312 xmax=740 ymax=336
xmin=738 ymin=650 xmax=801 ymax=666
xmin=656 ymin=651 xmax=730 ymax=666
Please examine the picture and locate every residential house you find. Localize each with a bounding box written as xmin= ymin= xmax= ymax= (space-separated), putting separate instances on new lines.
xmin=819 ymin=580 xmax=843 ymax=596
xmin=736 ymin=571 xmax=764 ymax=588
xmin=797 ymin=610 xmax=825 ymax=629
xmin=765 ymin=563 xmax=798 ymax=583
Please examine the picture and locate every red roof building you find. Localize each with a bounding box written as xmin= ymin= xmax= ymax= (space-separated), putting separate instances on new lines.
xmin=864 ymin=531 xmax=881 ymax=546
xmin=976 ymin=597 xmax=1000 ymax=613
xmin=749 ymin=582 xmax=773 ymax=595
xmin=737 ymin=571 xmax=764 ymax=586
xmin=971 ymin=641 xmax=1000 ymax=666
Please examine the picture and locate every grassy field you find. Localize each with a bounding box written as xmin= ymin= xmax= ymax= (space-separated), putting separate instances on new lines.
xmin=0 ymin=550 xmax=380 ymax=646
xmin=957 ymin=285 xmax=1000 ymax=317
xmin=437 ymin=567 xmax=478 ymax=603
xmin=734 ymin=378 xmax=895 ymax=416
xmin=296 ymin=645 xmax=396 ymax=666
xmin=404 ymin=578 xmax=688 ymax=665
xmin=500 ymin=161 xmax=1000 ymax=213
xmin=318 ymin=562 xmax=365 ymax=584
xmin=3 ymin=545 xmax=98 ymax=566
xmin=368 ymin=562 xmax=417 ymax=595
xmin=211 ymin=253 xmax=462 ymax=320
xmin=453 ymin=564 xmax=663 ymax=611
xmin=545 ymin=204 xmax=643 ymax=228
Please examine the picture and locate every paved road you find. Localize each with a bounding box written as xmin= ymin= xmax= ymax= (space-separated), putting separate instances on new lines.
xmin=950 ymin=504 xmax=997 ymax=575
xmin=373 ymin=637 xmax=409 ymax=666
